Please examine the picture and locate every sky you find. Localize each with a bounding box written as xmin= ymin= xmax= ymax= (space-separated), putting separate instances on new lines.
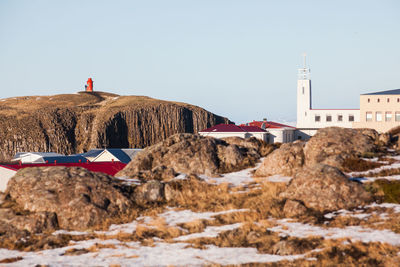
xmin=0 ymin=0 xmax=399 ymax=124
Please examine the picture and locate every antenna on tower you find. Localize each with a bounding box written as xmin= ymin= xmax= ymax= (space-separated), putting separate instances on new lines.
xmin=298 ymin=52 xmax=311 ymax=80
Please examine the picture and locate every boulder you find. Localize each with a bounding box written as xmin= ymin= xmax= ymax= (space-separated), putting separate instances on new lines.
xmin=0 ymin=208 xmax=58 ymax=233
xmin=282 ymin=200 xmax=307 ymax=218
xmin=5 ymin=167 xmax=136 ymax=231
xmin=222 ymin=136 xmax=275 ymax=157
xmin=280 ymin=164 xmax=372 ymax=213
xmin=117 ymin=133 xmax=260 ymax=178
xmin=254 ymin=142 xmax=305 ymax=177
xmin=304 ymin=127 xmax=378 ymax=169
xmin=134 ymin=180 xmax=164 ymax=207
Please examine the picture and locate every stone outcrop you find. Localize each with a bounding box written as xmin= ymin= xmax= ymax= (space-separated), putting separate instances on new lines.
xmin=0 ymin=92 xmax=231 ymax=161
xmin=280 ymin=164 xmax=372 ymax=213
xmin=117 ymin=133 xmax=261 ymax=178
xmin=5 ymin=166 xmax=136 ymax=231
xmin=254 ymin=142 xmax=305 ymax=177
xmin=304 ymin=127 xmax=378 ymax=169
xmin=222 ymin=136 xmax=276 ymax=157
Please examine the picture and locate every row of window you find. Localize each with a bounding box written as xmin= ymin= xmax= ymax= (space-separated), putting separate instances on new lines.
xmin=366 ymin=112 xmax=400 ymax=122
xmin=367 ymin=98 xmax=400 ymax=103
xmin=315 ymin=114 xmax=355 ymax=122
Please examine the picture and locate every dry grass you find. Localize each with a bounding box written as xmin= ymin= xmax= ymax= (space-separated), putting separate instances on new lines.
xmin=0 ymin=257 xmax=23 ymax=263
xmin=342 ymin=157 xmax=386 ymax=172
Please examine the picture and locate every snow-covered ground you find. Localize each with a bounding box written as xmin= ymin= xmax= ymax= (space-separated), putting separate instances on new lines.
xmin=2 ymin=160 xmax=400 ymax=266
xmin=269 ymin=219 xmax=400 ymax=246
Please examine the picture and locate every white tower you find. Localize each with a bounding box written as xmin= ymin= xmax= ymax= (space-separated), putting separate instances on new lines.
xmin=296 ymin=53 xmax=312 ymax=128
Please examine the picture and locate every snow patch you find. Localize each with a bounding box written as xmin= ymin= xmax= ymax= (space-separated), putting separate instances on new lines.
xmin=269 ymin=219 xmax=400 ymax=246
xmin=174 ymin=223 xmax=242 ymax=241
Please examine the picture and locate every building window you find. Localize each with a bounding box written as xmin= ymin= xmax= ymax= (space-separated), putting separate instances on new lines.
xmin=366 ymin=112 xmax=372 ymax=122
xmin=396 ymin=112 xmax=400 ymax=121
xmin=377 ymin=98 xmax=380 ymax=103
xmin=349 ymin=115 xmax=355 ymax=122
xmin=338 ymin=115 xmax=343 ymax=121
xmin=386 ymin=112 xmax=392 ymax=121
xmin=368 ymin=98 xmax=370 ymax=103
xmin=302 ymin=87 xmax=304 ymax=94
xmin=398 ymin=98 xmax=400 ymax=103
xmin=387 ymin=98 xmax=390 ymax=103
xmin=315 ymin=115 xmax=321 ymax=122
xmin=326 ymin=115 xmax=332 ymax=122
xmin=376 ymin=112 xmax=382 ymax=122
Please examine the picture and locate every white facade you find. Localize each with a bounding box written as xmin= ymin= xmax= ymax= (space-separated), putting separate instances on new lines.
xmin=296 ymin=59 xmax=360 ymax=139
xmin=0 ymin=166 xmax=16 ymax=192
xmin=12 ymin=152 xmax=63 ymax=163
xmin=199 ymin=132 xmax=250 ymax=140
xmin=267 ymin=128 xmax=295 ymax=143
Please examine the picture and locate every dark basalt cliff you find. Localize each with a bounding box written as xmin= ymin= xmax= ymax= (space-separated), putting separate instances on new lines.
xmin=0 ymin=92 xmax=231 ymax=161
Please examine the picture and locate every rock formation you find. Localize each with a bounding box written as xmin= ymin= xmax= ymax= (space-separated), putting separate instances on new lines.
xmin=255 ymin=127 xmax=382 ymax=176
xmin=254 ymin=141 xmax=305 ymax=177
xmin=117 ymin=133 xmax=262 ymax=177
xmin=0 ymin=92 xmax=231 ymax=161
xmin=5 ymin=167 xmax=136 ymax=231
xmin=304 ymin=127 xmax=379 ymax=168
xmin=280 ymin=164 xmax=372 ymax=213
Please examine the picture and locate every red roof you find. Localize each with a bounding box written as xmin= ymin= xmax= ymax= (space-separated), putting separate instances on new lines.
xmin=199 ymin=124 xmax=266 ymax=133
xmin=239 ymin=126 xmax=267 ymax=132
xmin=239 ymin=121 xmax=296 ymax=129
xmin=200 ymin=124 xmax=246 ymax=133
xmin=2 ymin=162 xmax=126 ymax=176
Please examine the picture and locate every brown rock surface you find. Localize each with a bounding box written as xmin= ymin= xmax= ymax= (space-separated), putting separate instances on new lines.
xmin=282 ymin=200 xmax=307 ymax=218
xmin=133 ymin=180 xmax=165 ymax=207
xmin=222 ymin=136 xmax=275 ymax=157
xmin=117 ymin=133 xmax=260 ymax=177
xmin=0 ymin=92 xmax=230 ymax=161
xmin=280 ymin=164 xmax=372 ymax=213
xmin=304 ymin=127 xmax=378 ymax=169
xmin=5 ymin=166 xmax=136 ymax=230
xmin=254 ymin=142 xmax=305 ymax=177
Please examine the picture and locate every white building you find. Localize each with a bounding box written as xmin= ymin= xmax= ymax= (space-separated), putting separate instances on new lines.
xmin=240 ymin=120 xmax=296 ymax=143
xmin=296 ymin=56 xmax=360 ymax=139
xmin=199 ymin=123 xmax=295 ymax=144
xmin=0 ymin=165 xmax=17 ymax=192
xmin=12 ymin=152 xmax=63 ymax=164
xmin=199 ymin=124 xmax=268 ymax=142
xmin=80 ymin=148 xmax=141 ymax=163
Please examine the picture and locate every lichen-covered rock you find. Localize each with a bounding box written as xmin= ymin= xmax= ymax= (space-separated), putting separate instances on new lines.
xmin=280 ymin=164 xmax=372 ymax=213
xmin=282 ymin=200 xmax=307 ymax=218
xmin=254 ymin=142 xmax=305 ymax=177
xmin=5 ymin=167 xmax=136 ymax=231
xmin=0 ymin=208 xmax=58 ymax=233
xmin=304 ymin=127 xmax=378 ymax=169
xmin=133 ymin=180 xmax=164 ymax=207
xmin=222 ymin=136 xmax=275 ymax=157
xmin=117 ymin=133 xmax=260 ymax=177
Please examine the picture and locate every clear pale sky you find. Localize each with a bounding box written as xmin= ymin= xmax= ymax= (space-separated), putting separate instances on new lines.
xmin=0 ymin=0 xmax=399 ymax=124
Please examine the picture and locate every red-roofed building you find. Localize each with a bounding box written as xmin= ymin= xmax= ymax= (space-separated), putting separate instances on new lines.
xmin=199 ymin=124 xmax=268 ymax=142
xmin=239 ymin=120 xmax=296 ymax=143
xmin=0 ymin=161 xmax=127 ymax=192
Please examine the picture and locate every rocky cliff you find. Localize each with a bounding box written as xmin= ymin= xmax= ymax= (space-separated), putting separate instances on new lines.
xmin=0 ymin=92 xmax=231 ymax=161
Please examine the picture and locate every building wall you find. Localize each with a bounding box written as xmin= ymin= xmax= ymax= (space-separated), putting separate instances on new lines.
xmin=353 ymin=94 xmax=400 ymax=133
xmin=199 ymin=132 xmax=247 ymax=139
xmin=296 ymin=71 xmax=360 ymax=139
xmin=267 ymin=129 xmax=295 ymax=143
xmin=93 ymin=152 xmax=120 ymax=162
xmin=0 ymin=167 xmax=16 ymax=192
